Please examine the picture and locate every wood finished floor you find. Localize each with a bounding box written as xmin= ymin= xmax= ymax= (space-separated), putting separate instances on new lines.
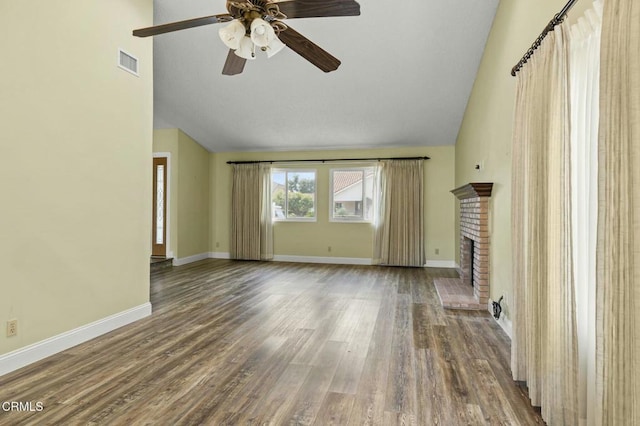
xmin=0 ymin=260 xmax=543 ymax=425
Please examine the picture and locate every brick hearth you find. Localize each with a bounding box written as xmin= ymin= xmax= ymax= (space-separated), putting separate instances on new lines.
xmin=434 ymin=183 xmax=493 ymax=310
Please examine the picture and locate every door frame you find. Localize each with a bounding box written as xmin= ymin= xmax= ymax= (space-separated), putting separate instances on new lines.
xmin=152 ymin=152 xmax=172 ymax=258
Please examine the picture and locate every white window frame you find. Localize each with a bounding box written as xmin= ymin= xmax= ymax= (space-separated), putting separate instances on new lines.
xmin=271 ymin=169 xmax=317 ymax=222
xmin=329 ymin=167 xmax=375 ymax=223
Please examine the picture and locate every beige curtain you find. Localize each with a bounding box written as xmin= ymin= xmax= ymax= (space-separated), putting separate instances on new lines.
xmin=596 ymin=0 xmax=640 ymax=423
xmin=231 ymin=163 xmax=273 ymax=260
xmin=544 ymin=22 xmax=579 ymax=425
xmin=511 ymin=21 xmax=579 ymax=424
xmin=373 ymin=159 xmax=425 ymax=267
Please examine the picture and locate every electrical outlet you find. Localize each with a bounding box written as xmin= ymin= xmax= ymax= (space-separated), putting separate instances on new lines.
xmin=435 ymin=248 xmax=440 ymax=255
xmin=216 ymin=241 xmax=220 ymax=248
xmin=328 ymin=246 xmax=332 ymax=253
xmin=6 ymin=319 xmax=17 ymax=337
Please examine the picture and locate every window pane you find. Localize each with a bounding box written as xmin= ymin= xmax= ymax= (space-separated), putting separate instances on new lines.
xmin=271 ymin=170 xmax=316 ymax=220
xmin=333 ymin=170 xmax=364 ymax=219
xmin=331 ymin=168 xmax=375 ymax=222
xmin=286 ymin=172 xmax=315 ymax=218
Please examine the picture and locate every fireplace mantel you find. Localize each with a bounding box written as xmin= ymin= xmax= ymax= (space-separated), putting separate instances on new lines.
xmin=451 ymin=182 xmax=493 ymax=200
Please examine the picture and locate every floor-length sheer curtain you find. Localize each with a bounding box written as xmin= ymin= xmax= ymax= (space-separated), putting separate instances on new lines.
xmin=596 ymin=0 xmax=640 ymax=423
xmin=230 ymin=163 xmax=273 ymax=261
xmin=510 ymin=20 xmax=579 ymax=424
xmin=569 ymin=2 xmax=602 ymax=422
xmin=373 ymin=159 xmax=425 ymax=267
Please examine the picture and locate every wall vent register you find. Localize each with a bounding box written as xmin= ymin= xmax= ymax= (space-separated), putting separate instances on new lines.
xmin=118 ymin=49 xmax=139 ymax=76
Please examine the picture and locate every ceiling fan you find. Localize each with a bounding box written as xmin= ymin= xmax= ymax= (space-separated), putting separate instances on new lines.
xmin=133 ymin=0 xmax=361 ymax=76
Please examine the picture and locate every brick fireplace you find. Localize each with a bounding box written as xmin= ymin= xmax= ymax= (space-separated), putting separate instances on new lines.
xmin=434 ymin=183 xmax=493 ymax=310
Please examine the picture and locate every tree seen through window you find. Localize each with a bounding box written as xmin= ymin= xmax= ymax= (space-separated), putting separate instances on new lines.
xmin=271 ymin=170 xmax=316 ymax=220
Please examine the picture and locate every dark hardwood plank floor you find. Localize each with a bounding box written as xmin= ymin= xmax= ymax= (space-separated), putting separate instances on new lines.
xmin=0 ymin=260 xmax=543 ymax=425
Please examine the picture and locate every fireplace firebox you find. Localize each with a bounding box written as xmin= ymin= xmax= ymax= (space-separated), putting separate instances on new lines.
xmin=461 ymin=236 xmax=475 ymax=287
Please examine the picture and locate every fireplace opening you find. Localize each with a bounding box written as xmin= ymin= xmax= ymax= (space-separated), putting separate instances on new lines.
xmin=461 ymin=236 xmax=476 ymax=288
xmin=469 ymin=239 xmax=475 ymax=287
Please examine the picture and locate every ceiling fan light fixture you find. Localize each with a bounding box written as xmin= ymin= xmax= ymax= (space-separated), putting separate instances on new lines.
xmin=265 ymin=36 xmax=286 ymax=58
xmin=234 ymin=35 xmax=256 ymax=60
xmin=133 ymin=0 xmax=361 ymax=75
xmin=250 ymin=18 xmax=276 ymax=47
xmin=218 ymin=19 xmax=245 ymax=50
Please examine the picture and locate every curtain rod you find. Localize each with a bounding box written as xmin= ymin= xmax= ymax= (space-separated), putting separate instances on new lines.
xmin=510 ymin=0 xmax=579 ymax=77
xmin=226 ymin=156 xmax=430 ymax=165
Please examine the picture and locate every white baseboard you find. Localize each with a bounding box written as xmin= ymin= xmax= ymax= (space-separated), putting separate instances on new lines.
xmin=209 ymin=252 xmax=372 ymax=265
xmin=273 ymin=255 xmax=373 ymax=265
xmin=208 ymin=252 xmax=456 ymax=268
xmin=424 ymin=260 xmax=457 ymax=268
xmin=208 ymin=253 xmax=453 ymax=268
xmin=208 ymin=252 xmax=231 ymax=259
xmin=0 ymin=303 xmax=152 ymax=377
xmin=173 ymin=253 xmax=209 ymax=266
xmin=488 ymin=299 xmax=512 ymax=339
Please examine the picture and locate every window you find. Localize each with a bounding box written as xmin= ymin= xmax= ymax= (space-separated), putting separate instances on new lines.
xmin=271 ymin=169 xmax=316 ymax=221
xmin=330 ymin=168 xmax=375 ymax=222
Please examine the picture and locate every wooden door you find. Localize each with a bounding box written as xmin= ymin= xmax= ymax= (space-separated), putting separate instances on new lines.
xmin=152 ymin=157 xmax=167 ymax=257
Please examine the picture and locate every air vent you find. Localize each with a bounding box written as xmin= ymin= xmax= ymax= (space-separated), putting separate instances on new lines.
xmin=118 ymin=49 xmax=139 ymax=76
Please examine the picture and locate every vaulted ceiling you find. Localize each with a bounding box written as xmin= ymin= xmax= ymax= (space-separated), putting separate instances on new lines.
xmin=151 ymin=0 xmax=500 ymax=152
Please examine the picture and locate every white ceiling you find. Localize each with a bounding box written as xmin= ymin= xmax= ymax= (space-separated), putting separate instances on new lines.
xmin=151 ymin=0 xmax=499 ymax=152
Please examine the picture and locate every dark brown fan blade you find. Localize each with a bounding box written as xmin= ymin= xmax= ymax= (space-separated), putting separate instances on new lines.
xmin=276 ymin=0 xmax=360 ymax=19
xmin=222 ymin=49 xmax=247 ymax=76
xmin=133 ymin=14 xmax=233 ymax=37
xmin=277 ymin=26 xmax=341 ymax=72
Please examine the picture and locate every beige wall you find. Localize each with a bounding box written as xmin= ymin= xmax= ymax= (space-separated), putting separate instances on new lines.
xmin=0 ymin=1 xmax=153 ymax=355
xmin=211 ymin=146 xmax=456 ymax=263
xmin=153 ymin=129 xmax=210 ymax=260
xmin=456 ymin=0 xmax=593 ymax=318
xmin=177 ymin=131 xmax=210 ymax=258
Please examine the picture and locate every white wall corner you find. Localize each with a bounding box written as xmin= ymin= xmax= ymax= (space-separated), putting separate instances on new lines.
xmin=0 ymin=303 xmax=152 ymax=377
